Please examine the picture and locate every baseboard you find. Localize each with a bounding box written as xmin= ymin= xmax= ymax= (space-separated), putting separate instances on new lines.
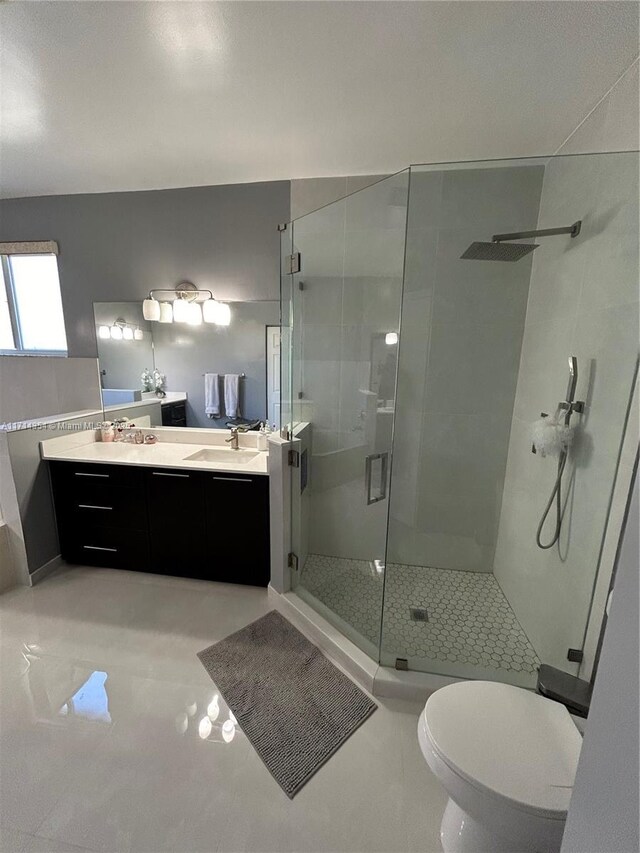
xmin=373 ymin=666 xmax=459 ymax=702
xmin=29 ymin=554 xmax=64 ymax=586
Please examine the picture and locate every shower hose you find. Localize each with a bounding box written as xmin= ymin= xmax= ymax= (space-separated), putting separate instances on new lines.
xmin=536 ymin=449 xmax=568 ymax=549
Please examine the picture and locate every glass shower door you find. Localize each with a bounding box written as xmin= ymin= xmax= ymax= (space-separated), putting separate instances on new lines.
xmin=288 ymin=172 xmax=409 ymax=657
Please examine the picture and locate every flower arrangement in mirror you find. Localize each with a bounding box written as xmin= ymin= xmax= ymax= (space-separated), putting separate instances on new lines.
xmin=141 ymin=368 xmax=153 ymax=392
xmin=153 ymin=368 xmax=166 ymax=397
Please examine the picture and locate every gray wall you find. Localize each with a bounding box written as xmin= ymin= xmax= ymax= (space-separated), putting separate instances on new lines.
xmin=388 ymin=164 xmax=544 ymax=572
xmin=561 ymin=466 xmax=639 ymax=853
xmin=152 ymin=300 xmax=280 ymax=428
xmin=0 ymin=181 xmax=290 ymax=358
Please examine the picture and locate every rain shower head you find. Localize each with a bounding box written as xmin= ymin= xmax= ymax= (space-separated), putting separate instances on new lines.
xmin=461 ymin=241 xmax=538 ymax=262
xmin=460 ymin=220 xmax=582 ymax=263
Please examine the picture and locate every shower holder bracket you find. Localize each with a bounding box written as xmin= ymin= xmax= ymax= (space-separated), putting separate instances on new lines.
xmin=559 ymin=400 xmax=585 ymax=414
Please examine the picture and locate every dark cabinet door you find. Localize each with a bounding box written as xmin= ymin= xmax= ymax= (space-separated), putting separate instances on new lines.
xmin=146 ymin=469 xmax=208 ymax=578
xmin=204 ymin=473 xmax=270 ymax=587
xmin=161 ymin=402 xmax=187 ymax=427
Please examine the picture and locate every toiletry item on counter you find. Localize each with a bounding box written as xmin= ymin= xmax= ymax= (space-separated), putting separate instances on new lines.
xmin=143 ymin=434 xmax=158 ymax=445
xmin=100 ymin=422 xmax=114 ymax=442
xmin=257 ymin=423 xmax=268 ymax=451
xmin=113 ymin=419 xmax=134 ymax=442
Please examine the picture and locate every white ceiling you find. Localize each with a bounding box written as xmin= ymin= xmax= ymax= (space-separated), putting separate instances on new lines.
xmin=1 ymin=1 xmax=638 ymax=198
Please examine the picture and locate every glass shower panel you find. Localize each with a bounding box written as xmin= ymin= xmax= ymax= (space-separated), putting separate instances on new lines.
xmin=289 ymin=172 xmax=409 ymax=657
xmin=382 ymin=153 xmax=639 ymax=687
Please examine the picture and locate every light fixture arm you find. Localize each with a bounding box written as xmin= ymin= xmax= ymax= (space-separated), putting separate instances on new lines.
xmin=146 ymin=287 xmax=215 ymax=301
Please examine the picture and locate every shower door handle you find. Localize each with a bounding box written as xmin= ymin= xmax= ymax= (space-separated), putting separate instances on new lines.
xmin=365 ymin=452 xmax=389 ymax=505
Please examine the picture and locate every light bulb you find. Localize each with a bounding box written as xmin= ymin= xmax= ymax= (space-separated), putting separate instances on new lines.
xmin=214 ymin=302 xmax=231 ymax=326
xmin=159 ymin=302 xmax=173 ymax=323
xmin=175 ymin=712 xmax=189 ymax=735
xmin=110 ymin=325 xmax=123 ymax=340
xmin=385 ymin=332 xmax=398 ymax=346
xmin=222 ymin=719 xmax=235 ymax=743
xmin=123 ymin=326 xmax=134 ymax=341
xmin=198 ymin=716 xmax=212 ymax=740
xmin=186 ymin=302 xmax=202 ymax=325
xmin=134 ymin=328 xmax=144 ymax=341
xmin=173 ymin=298 xmax=190 ymax=323
xmin=142 ymin=298 xmax=160 ymax=322
xmin=98 ymin=325 xmax=110 ymax=340
xmin=202 ymin=298 xmax=218 ymax=324
xmin=207 ymin=696 xmax=220 ymax=722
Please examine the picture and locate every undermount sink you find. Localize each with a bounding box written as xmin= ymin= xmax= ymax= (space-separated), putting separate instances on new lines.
xmin=183 ymin=448 xmax=260 ymax=465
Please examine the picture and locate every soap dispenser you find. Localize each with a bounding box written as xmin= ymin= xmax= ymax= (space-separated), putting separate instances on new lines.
xmin=257 ymin=422 xmax=268 ymax=451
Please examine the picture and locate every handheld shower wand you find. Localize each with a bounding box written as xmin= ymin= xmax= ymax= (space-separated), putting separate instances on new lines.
xmin=534 ymin=357 xmax=584 ymax=549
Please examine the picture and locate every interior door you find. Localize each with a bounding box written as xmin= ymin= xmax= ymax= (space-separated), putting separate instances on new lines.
xmin=266 ymin=325 xmax=281 ymax=428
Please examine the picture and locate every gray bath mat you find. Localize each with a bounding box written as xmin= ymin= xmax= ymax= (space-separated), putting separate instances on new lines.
xmin=197 ymin=610 xmax=377 ymax=797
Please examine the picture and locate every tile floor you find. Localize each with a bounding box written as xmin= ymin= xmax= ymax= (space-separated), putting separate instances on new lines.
xmin=0 ymin=566 xmax=447 ymax=853
xmin=299 ymin=554 xmax=540 ymax=687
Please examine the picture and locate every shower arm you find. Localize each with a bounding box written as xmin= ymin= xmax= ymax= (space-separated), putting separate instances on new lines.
xmin=492 ymin=221 xmax=581 ymax=243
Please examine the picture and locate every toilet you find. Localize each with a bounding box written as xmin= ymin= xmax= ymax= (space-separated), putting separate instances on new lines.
xmin=418 ymin=680 xmax=583 ymax=853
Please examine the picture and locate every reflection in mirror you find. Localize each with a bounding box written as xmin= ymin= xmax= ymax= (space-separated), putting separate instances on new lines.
xmin=94 ymin=300 xmax=280 ymax=429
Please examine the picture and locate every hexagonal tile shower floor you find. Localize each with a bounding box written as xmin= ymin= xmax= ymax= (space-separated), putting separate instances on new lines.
xmin=299 ymin=555 xmax=541 ymax=688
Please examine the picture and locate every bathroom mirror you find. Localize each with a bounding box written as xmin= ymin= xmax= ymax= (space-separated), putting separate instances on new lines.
xmin=94 ymin=300 xmax=281 ymax=429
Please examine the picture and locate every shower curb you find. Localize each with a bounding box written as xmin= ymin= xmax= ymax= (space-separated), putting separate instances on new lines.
xmin=268 ymin=585 xmax=460 ymax=702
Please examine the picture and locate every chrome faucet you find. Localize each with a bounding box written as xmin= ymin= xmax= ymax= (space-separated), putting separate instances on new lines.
xmin=225 ymin=426 xmax=240 ymax=450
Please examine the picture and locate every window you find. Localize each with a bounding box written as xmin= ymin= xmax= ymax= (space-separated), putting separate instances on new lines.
xmin=0 ymin=242 xmax=67 ymax=355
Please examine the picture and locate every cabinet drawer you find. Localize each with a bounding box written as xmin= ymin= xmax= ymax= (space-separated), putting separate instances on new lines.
xmin=60 ymin=525 xmax=149 ymax=570
xmin=59 ymin=485 xmax=147 ymax=531
xmin=50 ymin=461 xmax=143 ymax=490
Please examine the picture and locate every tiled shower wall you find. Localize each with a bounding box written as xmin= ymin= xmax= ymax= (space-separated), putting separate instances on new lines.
xmin=493 ymin=61 xmax=640 ymax=672
xmin=387 ymin=164 xmax=544 ymax=572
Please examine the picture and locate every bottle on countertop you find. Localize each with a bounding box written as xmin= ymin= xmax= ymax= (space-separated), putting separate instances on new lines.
xmin=257 ymin=422 xmax=268 ymax=451
xmin=100 ymin=422 xmax=114 ymax=442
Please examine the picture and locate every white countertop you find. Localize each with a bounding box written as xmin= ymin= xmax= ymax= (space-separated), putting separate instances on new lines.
xmin=40 ymin=427 xmax=269 ymax=476
xmin=141 ymin=391 xmax=187 ymax=406
xmin=103 ymin=393 xmax=187 ymax=414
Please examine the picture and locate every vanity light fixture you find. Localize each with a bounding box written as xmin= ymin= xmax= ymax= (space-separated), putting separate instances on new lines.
xmin=142 ymin=297 xmax=161 ymax=322
xmin=158 ymin=302 xmax=174 ymax=323
xmin=186 ymin=301 xmax=203 ymax=325
xmin=172 ymin=296 xmax=191 ymax=323
xmin=385 ymin=332 xmax=399 ymax=345
xmin=213 ymin=301 xmax=231 ymax=326
xmin=143 ymin=282 xmax=231 ymax=326
xmin=101 ymin=318 xmax=143 ymax=342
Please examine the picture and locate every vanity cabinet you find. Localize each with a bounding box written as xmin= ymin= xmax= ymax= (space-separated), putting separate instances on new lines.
xmin=146 ymin=468 xmax=206 ymax=576
xmin=49 ymin=461 xmax=270 ymax=586
xmin=49 ymin=462 xmax=149 ymax=570
xmin=204 ymin=472 xmax=270 ymax=587
xmin=161 ymin=401 xmax=187 ymax=427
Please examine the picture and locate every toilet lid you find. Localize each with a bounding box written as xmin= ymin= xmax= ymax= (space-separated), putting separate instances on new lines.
xmin=423 ymin=681 xmax=582 ymax=819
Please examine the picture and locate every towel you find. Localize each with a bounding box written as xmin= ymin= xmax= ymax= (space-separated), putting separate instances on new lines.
xmin=224 ymin=374 xmax=241 ymax=418
xmin=205 ymin=373 xmax=220 ymax=418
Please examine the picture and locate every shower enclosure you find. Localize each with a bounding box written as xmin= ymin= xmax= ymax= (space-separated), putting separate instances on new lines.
xmin=281 ymin=152 xmax=639 ymax=689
